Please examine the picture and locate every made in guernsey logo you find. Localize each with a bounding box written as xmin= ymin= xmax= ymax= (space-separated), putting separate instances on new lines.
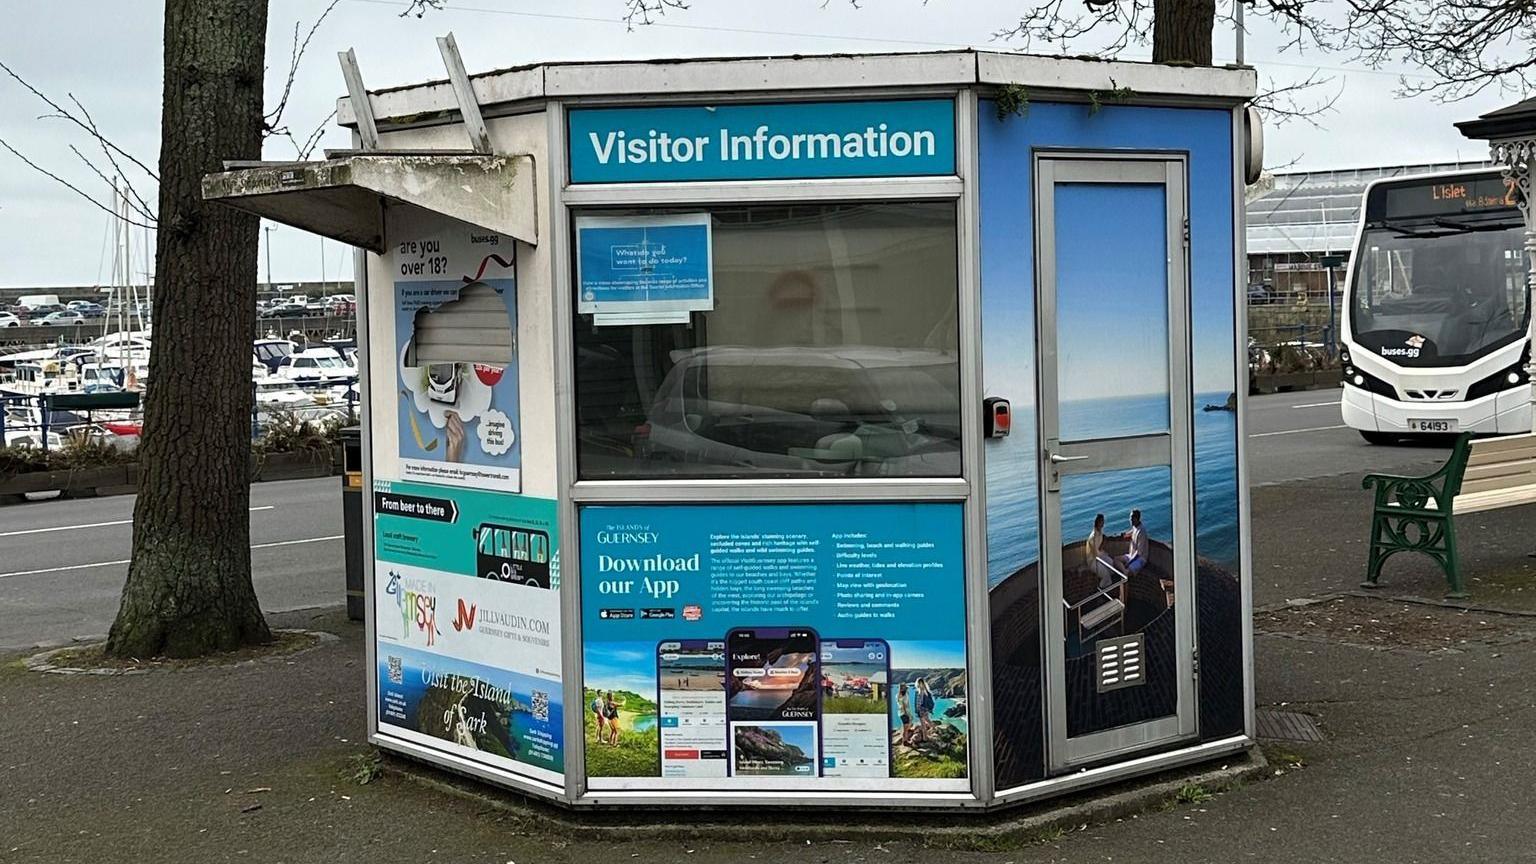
xmin=386 ymin=570 xmax=440 ymax=646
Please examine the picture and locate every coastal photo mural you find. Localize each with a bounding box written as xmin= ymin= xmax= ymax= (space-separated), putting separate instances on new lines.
xmin=980 ymin=101 xmax=1243 ymax=789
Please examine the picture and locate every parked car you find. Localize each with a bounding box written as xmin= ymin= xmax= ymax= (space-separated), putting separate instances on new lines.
xmin=35 ymin=310 xmax=84 ymax=326
xmin=0 ymin=312 xmax=18 ymax=328
xmin=323 ymin=297 xmax=355 ymax=316
xmin=67 ymin=301 xmax=106 ymax=318
xmin=260 ymin=301 xmax=307 ymax=319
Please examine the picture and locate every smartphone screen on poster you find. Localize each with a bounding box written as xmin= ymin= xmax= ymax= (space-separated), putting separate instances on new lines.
xmin=725 ymin=627 xmax=820 ymax=778
xmin=819 ymin=638 xmax=892 ymax=778
xmin=655 ymin=640 xmax=727 ymax=778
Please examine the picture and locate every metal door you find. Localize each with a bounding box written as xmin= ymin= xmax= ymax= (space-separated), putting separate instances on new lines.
xmin=1035 ymin=155 xmax=1197 ymax=771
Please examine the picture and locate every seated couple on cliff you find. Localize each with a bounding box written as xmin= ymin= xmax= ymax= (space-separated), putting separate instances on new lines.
xmin=1085 ymin=510 xmax=1149 ymax=586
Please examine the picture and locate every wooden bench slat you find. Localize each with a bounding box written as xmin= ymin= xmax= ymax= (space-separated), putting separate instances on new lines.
xmin=1468 ymin=432 xmax=1536 ymax=455
xmin=1464 ymin=456 xmax=1536 ymax=480
xmin=1459 ymin=474 xmax=1536 ymax=496
xmin=1454 ymin=487 xmax=1536 ymax=513
xmin=1468 ymin=444 xmax=1536 ymax=466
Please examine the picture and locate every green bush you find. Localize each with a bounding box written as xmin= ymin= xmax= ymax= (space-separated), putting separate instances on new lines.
xmin=0 ymin=445 xmax=49 ymax=478
xmin=257 ymin=411 xmax=346 ymax=455
xmin=0 ymin=437 xmax=133 ymax=479
xmin=51 ymin=436 xmax=135 ymax=471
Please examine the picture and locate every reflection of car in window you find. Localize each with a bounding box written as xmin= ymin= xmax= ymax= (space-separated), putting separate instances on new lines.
xmin=642 ymin=346 xmax=960 ymax=477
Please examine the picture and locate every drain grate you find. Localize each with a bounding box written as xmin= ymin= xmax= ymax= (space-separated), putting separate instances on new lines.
xmin=1256 ymin=708 xmax=1324 ymax=742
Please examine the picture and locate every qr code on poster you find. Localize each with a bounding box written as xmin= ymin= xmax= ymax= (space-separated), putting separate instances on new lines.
xmin=531 ymin=690 xmax=549 ymax=722
xmin=387 ymin=655 xmax=403 ymax=685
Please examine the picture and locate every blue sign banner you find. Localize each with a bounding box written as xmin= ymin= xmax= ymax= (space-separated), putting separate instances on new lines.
xmin=568 ymin=99 xmax=956 ymax=183
xmin=576 ymin=213 xmax=713 ymax=316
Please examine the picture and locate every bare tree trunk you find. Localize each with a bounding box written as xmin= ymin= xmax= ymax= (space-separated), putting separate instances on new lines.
xmin=106 ymin=0 xmax=272 ymax=658
xmin=1152 ymin=0 xmax=1216 ymax=65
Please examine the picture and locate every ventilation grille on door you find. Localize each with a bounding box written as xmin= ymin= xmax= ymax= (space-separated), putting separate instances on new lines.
xmin=1095 ymin=633 xmax=1146 ymax=693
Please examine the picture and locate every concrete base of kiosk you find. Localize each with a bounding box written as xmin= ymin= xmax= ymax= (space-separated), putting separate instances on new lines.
xmin=205 ymin=48 xmax=1259 ymax=810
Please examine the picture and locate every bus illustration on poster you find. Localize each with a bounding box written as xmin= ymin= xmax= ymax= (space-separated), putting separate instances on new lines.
xmin=390 ymin=210 xmax=522 ymax=493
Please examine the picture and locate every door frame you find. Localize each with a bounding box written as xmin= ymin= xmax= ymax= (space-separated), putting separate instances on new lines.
xmin=1033 ymin=151 xmax=1198 ymax=772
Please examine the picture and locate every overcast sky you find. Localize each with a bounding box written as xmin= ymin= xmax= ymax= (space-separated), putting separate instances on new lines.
xmin=0 ymin=0 xmax=1519 ymax=287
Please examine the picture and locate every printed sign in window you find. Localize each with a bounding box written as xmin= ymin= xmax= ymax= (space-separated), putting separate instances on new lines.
xmin=576 ymin=213 xmax=713 ymax=325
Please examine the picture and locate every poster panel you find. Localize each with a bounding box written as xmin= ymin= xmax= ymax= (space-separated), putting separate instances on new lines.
xmin=389 ymin=210 xmax=522 ymax=492
xmin=373 ymin=480 xmax=563 ymax=784
xmin=575 ymin=213 xmax=713 ymax=324
xmin=579 ymin=502 xmax=969 ymax=791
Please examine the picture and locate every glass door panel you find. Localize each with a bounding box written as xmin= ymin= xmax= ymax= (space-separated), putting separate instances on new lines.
xmin=1036 ymin=156 xmax=1196 ymax=772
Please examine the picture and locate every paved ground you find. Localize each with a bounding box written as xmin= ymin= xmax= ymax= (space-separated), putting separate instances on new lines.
xmin=0 ymin=477 xmax=343 ymax=652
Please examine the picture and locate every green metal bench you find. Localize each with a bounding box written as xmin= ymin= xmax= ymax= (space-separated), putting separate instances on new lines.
xmin=1363 ymin=431 xmax=1536 ymax=598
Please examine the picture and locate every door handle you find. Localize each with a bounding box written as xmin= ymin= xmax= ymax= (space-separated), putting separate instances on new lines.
xmin=1050 ymin=453 xmax=1089 ymax=463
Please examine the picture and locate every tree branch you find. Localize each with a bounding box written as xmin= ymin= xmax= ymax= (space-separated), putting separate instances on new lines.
xmin=0 ymin=58 xmax=158 ymax=182
xmin=67 ymin=145 xmax=157 ymax=224
xmin=67 ymin=94 xmax=156 ymax=220
xmin=623 ymin=0 xmax=691 ymax=29
xmin=0 ymin=136 xmax=156 ymax=230
xmin=265 ymin=0 xmax=342 ymax=136
xmin=1251 ymin=70 xmax=1343 ymax=128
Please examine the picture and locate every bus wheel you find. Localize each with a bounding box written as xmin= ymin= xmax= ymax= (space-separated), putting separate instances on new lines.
xmin=1360 ymin=430 xmax=1397 ymax=445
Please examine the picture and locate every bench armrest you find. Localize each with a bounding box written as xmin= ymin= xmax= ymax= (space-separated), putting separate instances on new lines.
xmin=1360 ymin=433 xmax=1472 ymax=511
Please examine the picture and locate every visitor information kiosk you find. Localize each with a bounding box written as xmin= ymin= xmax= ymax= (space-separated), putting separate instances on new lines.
xmin=205 ymin=47 xmax=1259 ymax=809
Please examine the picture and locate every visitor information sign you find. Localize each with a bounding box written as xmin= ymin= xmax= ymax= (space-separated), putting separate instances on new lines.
xmin=567 ymin=99 xmax=956 ymax=183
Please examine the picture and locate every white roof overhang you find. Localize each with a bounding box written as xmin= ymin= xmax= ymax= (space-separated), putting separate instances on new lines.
xmin=200 ymin=153 xmax=537 ymax=251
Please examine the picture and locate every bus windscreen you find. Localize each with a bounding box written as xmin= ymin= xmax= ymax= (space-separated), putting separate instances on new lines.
xmin=1351 ymin=176 xmax=1528 ymax=367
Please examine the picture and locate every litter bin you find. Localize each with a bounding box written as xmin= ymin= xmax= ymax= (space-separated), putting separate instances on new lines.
xmin=339 ymin=426 xmax=364 ymax=621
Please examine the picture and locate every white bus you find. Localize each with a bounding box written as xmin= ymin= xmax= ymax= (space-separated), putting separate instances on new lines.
xmin=1341 ymin=168 xmax=1530 ymax=443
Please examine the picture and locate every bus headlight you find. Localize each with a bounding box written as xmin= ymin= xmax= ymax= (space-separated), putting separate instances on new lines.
xmin=1510 ymin=372 xmax=1522 ymax=385
xmin=1353 ymin=374 xmax=1365 ymax=386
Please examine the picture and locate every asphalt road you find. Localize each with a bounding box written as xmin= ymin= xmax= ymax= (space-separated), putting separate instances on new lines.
xmin=0 ymin=389 xmax=1459 ymax=653
xmin=0 ymin=476 xmax=344 ymax=652
xmin=1244 ymin=386 xmax=1452 ymax=485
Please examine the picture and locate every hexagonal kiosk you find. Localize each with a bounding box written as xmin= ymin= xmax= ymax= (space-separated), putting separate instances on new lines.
xmin=205 ymin=47 xmax=1259 ymax=809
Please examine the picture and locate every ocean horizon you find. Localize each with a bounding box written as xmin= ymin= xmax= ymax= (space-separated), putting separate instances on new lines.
xmin=984 ymin=391 xmax=1240 ymax=588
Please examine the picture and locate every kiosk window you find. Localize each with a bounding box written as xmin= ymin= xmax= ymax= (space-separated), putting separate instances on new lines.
xmin=575 ymin=202 xmax=961 ymax=479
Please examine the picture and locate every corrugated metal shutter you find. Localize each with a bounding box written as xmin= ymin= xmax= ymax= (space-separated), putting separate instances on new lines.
xmin=405 ymin=281 xmax=514 ymax=365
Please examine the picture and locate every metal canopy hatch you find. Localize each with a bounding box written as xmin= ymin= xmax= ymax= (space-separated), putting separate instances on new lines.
xmin=200 ymin=153 xmax=538 ymax=251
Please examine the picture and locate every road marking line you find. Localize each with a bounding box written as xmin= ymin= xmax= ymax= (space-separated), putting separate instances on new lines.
xmin=1249 ymin=424 xmax=1348 ymax=438
xmin=0 ymin=533 xmax=341 ymax=580
xmin=1290 ymin=400 xmax=1340 ymax=409
xmin=0 ymin=505 xmax=276 ymax=538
